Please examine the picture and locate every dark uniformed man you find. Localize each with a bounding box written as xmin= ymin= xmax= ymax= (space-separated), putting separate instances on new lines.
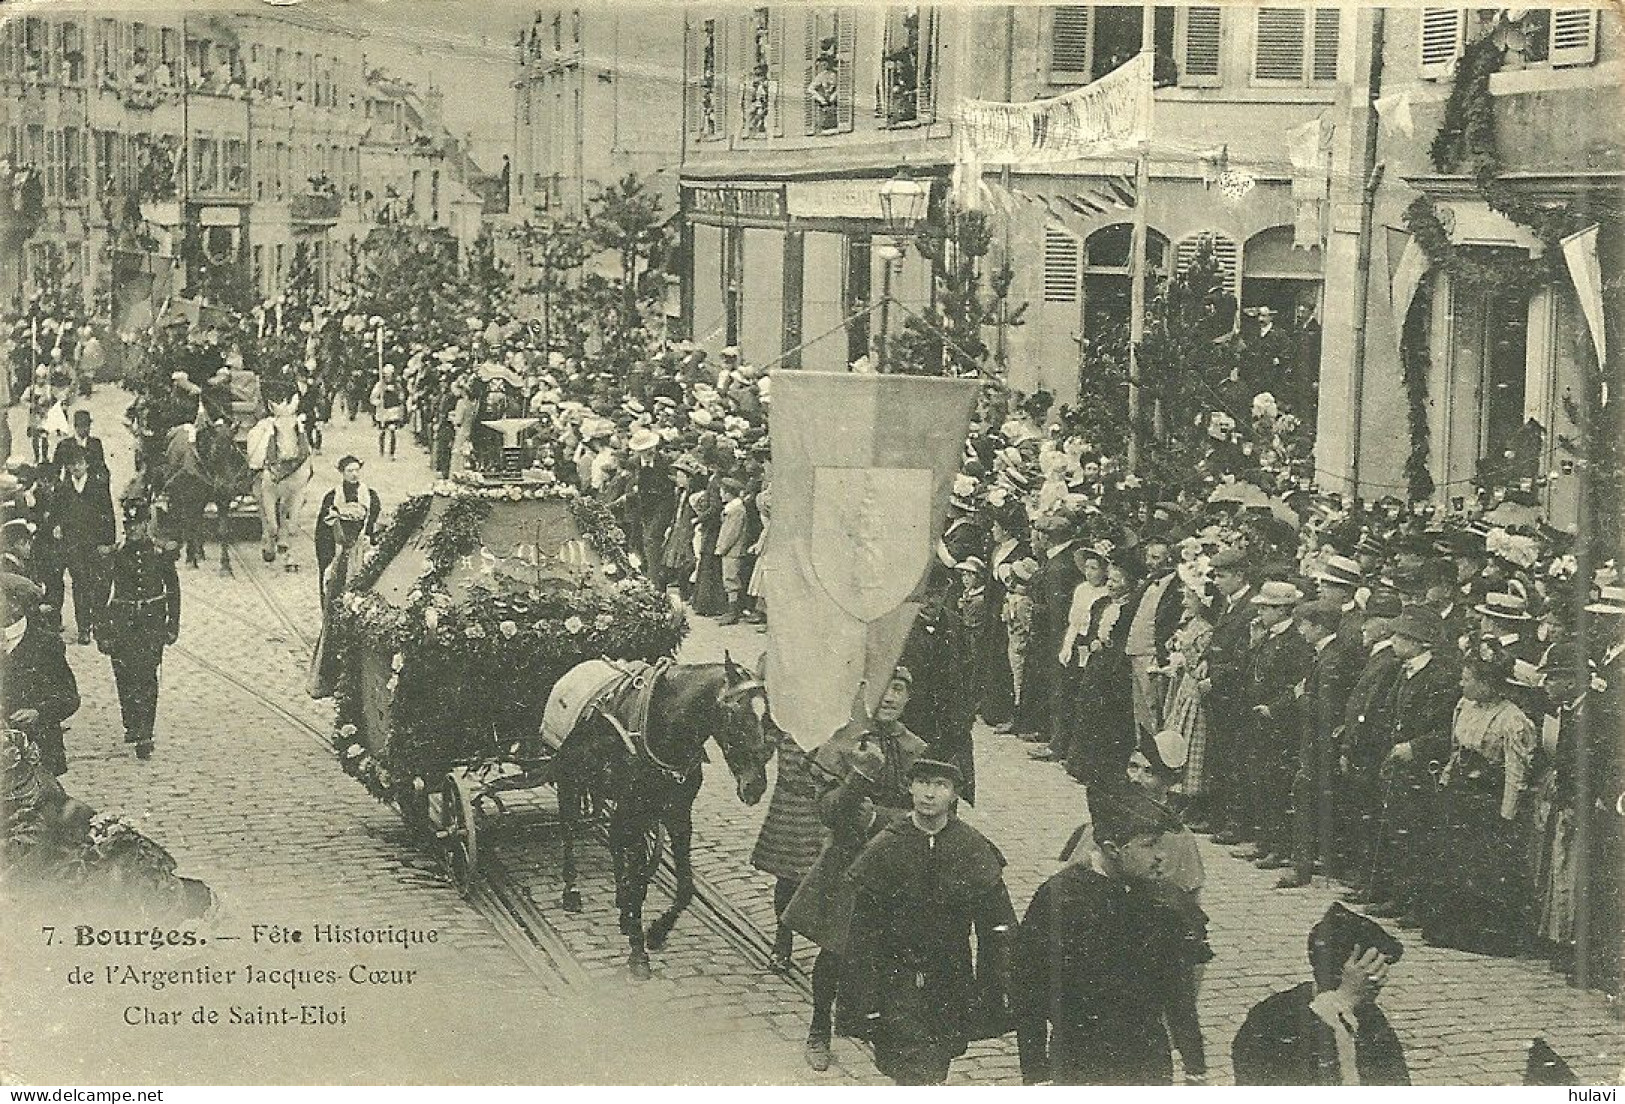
xmin=97 ymin=497 xmax=181 ymax=760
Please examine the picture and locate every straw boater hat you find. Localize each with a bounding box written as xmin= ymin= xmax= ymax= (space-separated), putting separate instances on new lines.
xmin=1312 ymin=554 xmax=1364 ymax=589
xmin=628 ymin=427 xmax=661 ymax=453
xmin=1508 ymin=659 xmax=1545 ymax=690
xmin=1252 ymin=580 xmax=1304 ymax=607
xmin=1586 ymin=585 xmax=1625 ymax=616
xmin=1474 ymin=591 xmax=1534 ymax=622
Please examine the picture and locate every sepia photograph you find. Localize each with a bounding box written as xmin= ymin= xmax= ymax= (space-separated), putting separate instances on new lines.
xmin=0 ymin=0 xmax=1621 ymax=1088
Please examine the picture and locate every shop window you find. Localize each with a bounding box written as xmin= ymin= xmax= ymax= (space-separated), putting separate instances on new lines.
xmin=803 ymin=8 xmax=855 ymax=135
xmin=879 ymin=6 xmax=937 ymax=127
xmin=1253 ymin=7 xmax=1341 ymax=84
xmin=1046 ymin=5 xmax=1176 ymax=86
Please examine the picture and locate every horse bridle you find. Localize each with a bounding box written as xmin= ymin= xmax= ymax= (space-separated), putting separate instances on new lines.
xmin=718 ymin=676 xmax=771 ymax=764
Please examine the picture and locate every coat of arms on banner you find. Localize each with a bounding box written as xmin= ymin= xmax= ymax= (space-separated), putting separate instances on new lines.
xmin=810 ymin=467 xmax=933 ymax=622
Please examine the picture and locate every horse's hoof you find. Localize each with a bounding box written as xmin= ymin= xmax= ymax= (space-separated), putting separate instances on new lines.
xmin=645 ymin=927 xmax=668 ymax=952
xmin=560 ymin=889 xmax=582 ymax=912
xmin=628 ymin=957 xmax=652 ymax=982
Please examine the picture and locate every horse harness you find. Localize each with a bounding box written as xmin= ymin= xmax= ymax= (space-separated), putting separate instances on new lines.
xmin=593 ymin=657 xmax=696 ymax=785
xmin=588 ymin=658 xmax=766 ymax=786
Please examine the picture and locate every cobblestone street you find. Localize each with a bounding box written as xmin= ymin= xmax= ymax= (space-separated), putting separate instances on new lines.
xmin=7 ymin=390 xmax=1622 ymax=1085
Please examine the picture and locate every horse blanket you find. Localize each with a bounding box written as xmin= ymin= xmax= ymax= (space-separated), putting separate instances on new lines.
xmin=540 ymin=659 xmax=650 ymax=753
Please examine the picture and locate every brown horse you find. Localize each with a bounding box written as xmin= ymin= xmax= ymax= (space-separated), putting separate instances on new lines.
xmin=161 ymin=415 xmax=251 ymax=573
xmin=551 ymin=654 xmax=771 ymax=979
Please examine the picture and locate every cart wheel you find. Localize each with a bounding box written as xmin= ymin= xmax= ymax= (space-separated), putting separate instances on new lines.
xmin=438 ymin=773 xmax=480 ymax=897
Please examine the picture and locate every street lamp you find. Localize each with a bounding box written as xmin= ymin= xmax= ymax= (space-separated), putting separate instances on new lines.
xmin=878 ymin=170 xmax=928 ymax=236
xmin=873 ymin=170 xmax=929 ymax=371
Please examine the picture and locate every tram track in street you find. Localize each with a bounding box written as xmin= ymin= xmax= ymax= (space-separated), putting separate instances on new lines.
xmin=233 ymin=546 xmax=316 ymax=653
xmin=166 ymin=634 xmax=591 ymax=999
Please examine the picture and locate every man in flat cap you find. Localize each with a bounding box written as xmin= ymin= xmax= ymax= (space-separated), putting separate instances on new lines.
xmin=838 ymin=755 xmax=1015 ymax=1085
xmin=97 ymin=497 xmax=181 ymax=760
xmin=0 ymin=571 xmax=80 ymax=776
xmin=1231 ymin=903 xmax=1409 ymax=1085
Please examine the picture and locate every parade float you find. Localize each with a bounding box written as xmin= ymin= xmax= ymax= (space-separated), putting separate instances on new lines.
xmin=322 ymin=433 xmax=687 ymax=881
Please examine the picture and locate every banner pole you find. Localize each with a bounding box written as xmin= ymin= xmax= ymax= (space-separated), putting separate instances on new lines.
xmin=1126 ymin=7 xmax=1154 ymax=474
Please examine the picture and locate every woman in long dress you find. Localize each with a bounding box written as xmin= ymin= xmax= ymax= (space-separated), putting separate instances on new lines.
xmin=1159 ymin=568 xmax=1216 ymax=823
xmin=1423 ymin=655 xmax=1537 ymax=955
xmin=1063 ymin=555 xmax=1138 ymax=787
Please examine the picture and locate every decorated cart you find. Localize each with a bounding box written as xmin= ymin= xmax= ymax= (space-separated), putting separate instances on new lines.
xmin=325 ymin=469 xmax=687 ymax=891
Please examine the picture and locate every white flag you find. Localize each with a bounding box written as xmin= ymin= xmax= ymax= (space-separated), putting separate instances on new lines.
xmin=1561 ymin=224 xmax=1607 ymax=367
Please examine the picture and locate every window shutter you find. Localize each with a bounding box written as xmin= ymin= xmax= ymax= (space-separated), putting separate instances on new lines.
xmin=1254 ymin=8 xmax=1306 ymax=82
xmin=803 ymin=11 xmax=817 ymax=135
xmin=770 ymin=11 xmax=784 ymax=136
xmin=917 ymin=8 xmax=937 ymax=123
xmin=1549 ymin=9 xmax=1599 ymax=68
xmin=687 ymin=21 xmax=703 ymax=137
xmin=1418 ymin=8 xmax=1465 ymax=79
xmin=1049 ymin=7 xmax=1091 ymax=82
xmin=835 ymin=10 xmax=856 ymax=133
xmin=1311 ymin=9 xmax=1340 ymax=81
xmin=1043 ymin=228 xmax=1080 ymax=304
xmin=1175 ymin=232 xmax=1239 ymax=296
xmin=45 ymin=129 xmax=60 ymax=199
xmin=876 ymin=15 xmax=889 ymax=118
xmin=1183 ymin=7 xmax=1222 ymax=79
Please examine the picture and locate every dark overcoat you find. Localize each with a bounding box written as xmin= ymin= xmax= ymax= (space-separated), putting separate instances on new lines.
xmin=836 ymin=815 xmax=1015 ymax=1053
xmin=1231 ymin=982 xmax=1410 ymax=1086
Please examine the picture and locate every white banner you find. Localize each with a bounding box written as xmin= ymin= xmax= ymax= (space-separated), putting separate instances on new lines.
xmin=953 ymin=53 xmax=1151 ymax=209
xmin=958 ymin=52 xmax=1151 ymax=166
xmin=1561 ymin=223 xmax=1608 ymax=367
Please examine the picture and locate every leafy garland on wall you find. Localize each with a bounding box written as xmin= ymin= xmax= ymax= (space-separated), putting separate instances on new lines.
xmin=1397 ymin=29 xmax=1593 ymax=500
